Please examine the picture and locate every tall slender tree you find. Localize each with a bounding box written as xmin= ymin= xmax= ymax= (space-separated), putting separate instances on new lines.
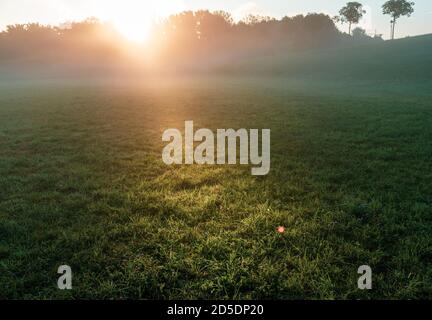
xmin=335 ymin=2 xmax=366 ymax=35
xmin=382 ymin=0 xmax=415 ymax=40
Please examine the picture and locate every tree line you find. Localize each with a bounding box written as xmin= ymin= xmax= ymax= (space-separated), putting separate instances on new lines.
xmin=0 ymin=13 xmax=382 ymax=65
xmin=0 ymin=1 xmax=415 ymax=71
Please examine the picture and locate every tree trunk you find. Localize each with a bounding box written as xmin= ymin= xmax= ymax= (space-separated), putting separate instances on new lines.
xmin=392 ymin=18 xmax=396 ymax=40
xmin=390 ymin=21 xmax=393 ymax=40
xmin=349 ymin=22 xmax=352 ymax=36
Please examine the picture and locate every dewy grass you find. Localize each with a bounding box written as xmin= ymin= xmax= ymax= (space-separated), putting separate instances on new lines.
xmin=0 ymin=79 xmax=431 ymax=299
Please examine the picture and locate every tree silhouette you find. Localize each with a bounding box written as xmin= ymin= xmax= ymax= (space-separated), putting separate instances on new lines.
xmin=382 ymin=0 xmax=415 ymax=40
xmin=335 ymin=2 xmax=366 ymax=35
xmin=352 ymin=27 xmax=367 ymax=38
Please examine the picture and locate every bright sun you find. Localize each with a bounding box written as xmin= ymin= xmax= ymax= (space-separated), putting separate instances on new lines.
xmin=114 ymin=18 xmax=152 ymax=43
xmin=98 ymin=0 xmax=185 ymax=43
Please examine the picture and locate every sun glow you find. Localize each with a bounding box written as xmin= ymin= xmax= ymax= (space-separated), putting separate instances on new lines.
xmin=113 ymin=17 xmax=153 ymax=43
xmin=96 ymin=0 xmax=185 ymax=43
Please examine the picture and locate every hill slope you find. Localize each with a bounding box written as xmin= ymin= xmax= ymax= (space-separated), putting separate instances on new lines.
xmin=220 ymin=34 xmax=432 ymax=82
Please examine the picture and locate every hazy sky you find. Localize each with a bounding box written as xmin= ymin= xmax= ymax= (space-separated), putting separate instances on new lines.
xmin=0 ymin=0 xmax=431 ymax=39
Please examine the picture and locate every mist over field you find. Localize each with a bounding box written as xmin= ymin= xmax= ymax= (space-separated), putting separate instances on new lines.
xmin=1 ymin=11 xmax=431 ymax=93
xmin=1 ymin=6 xmax=432 ymax=300
xmin=0 ymin=12 xmax=383 ymax=78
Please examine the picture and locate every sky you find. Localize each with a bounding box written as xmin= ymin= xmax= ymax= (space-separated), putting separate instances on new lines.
xmin=0 ymin=0 xmax=431 ymax=40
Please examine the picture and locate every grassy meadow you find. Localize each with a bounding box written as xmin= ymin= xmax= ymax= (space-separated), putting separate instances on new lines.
xmin=1 ymin=35 xmax=432 ymax=299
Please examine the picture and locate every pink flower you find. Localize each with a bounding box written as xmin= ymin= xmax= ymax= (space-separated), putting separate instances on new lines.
xmin=276 ymin=226 xmax=285 ymax=234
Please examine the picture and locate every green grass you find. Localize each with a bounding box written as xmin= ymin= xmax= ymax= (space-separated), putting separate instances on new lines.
xmin=0 ymin=77 xmax=431 ymax=299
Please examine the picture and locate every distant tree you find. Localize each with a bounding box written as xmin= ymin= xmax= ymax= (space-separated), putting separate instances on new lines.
xmin=373 ymin=33 xmax=384 ymax=41
xmin=195 ymin=10 xmax=233 ymax=41
xmin=213 ymin=11 xmax=234 ymax=25
xmin=5 ymin=24 xmax=27 ymax=36
xmin=352 ymin=27 xmax=367 ymax=38
xmin=382 ymin=0 xmax=414 ymax=40
xmin=242 ymin=14 xmax=275 ymax=25
xmin=335 ymin=2 xmax=366 ymax=35
xmin=351 ymin=27 xmax=384 ymax=43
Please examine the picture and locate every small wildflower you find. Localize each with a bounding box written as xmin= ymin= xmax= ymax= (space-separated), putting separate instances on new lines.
xmin=276 ymin=226 xmax=285 ymax=234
